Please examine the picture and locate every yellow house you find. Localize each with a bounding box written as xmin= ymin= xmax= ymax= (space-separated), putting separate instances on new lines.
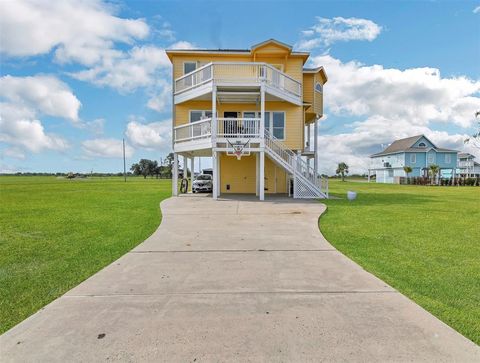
xmin=166 ymin=39 xmax=328 ymax=200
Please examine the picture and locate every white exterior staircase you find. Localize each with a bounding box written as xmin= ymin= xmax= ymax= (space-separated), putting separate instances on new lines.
xmin=264 ymin=129 xmax=328 ymax=199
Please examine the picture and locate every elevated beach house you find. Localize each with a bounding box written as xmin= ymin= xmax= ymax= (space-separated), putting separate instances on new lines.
xmin=166 ymin=39 xmax=328 ymax=200
xmin=457 ymin=153 xmax=480 ymax=177
xmin=369 ymin=135 xmax=459 ymax=183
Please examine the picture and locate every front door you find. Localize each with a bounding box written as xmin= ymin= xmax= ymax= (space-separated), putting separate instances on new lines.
xmin=223 ymin=112 xmax=238 ymax=136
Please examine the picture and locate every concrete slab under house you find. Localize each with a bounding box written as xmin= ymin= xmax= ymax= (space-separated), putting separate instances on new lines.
xmin=166 ymin=39 xmax=329 ymax=200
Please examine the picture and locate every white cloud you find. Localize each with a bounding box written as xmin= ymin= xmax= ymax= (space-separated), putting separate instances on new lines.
xmin=0 ymin=75 xmax=80 ymax=154
xmin=69 ymin=45 xmax=171 ymax=93
xmin=0 ymin=75 xmax=81 ymax=122
xmin=0 ymin=0 xmax=149 ymax=65
xmin=309 ymin=55 xmax=480 ymax=174
xmin=82 ymin=118 xmax=105 ymax=136
xmin=125 ymin=120 xmax=171 ymax=150
xmin=169 ymin=41 xmax=197 ymax=50
xmin=82 ymin=138 xmax=134 ymax=158
xmin=3 ymin=147 xmax=26 ymax=160
xmin=0 ymin=0 xmax=187 ymax=102
xmin=146 ymin=80 xmax=171 ymax=112
xmin=0 ymin=103 xmax=69 ymax=153
xmin=312 ymin=55 xmax=480 ymax=128
xmin=474 ymin=6 xmax=480 ymax=14
xmin=297 ymin=17 xmax=382 ymax=50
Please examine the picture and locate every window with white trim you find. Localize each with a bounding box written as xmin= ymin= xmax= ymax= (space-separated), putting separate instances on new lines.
xmin=190 ymin=110 xmax=212 ymax=122
xmin=410 ymin=154 xmax=416 ymax=163
xmin=428 ymin=153 xmax=435 ymax=163
xmin=243 ymin=111 xmax=257 ymax=119
xmin=184 ymin=62 xmax=197 ymax=75
xmin=445 ymin=154 xmax=451 ymax=163
xmin=272 ymin=112 xmax=285 ymax=139
xmin=315 ymin=82 xmax=323 ymax=93
xmin=242 ymin=111 xmax=285 ymax=140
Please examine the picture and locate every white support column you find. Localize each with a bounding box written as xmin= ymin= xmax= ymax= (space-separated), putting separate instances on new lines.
xmin=212 ymin=84 xmax=218 ymax=200
xmin=255 ymin=152 xmax=259 ymax=196
xmin=183 ymin=155 xmax=187 ymax=181
xmin=260 ymin=84 xmax=265 ymax=141
xmin=216 ymin=151 xmax=221 ymax=198
xmin=314 ymin=116 xmax=319 ymax=176
xmin=259 ymin=151 xmax=265 ymax=201
xmin=293 ymin=153 xmax=298 ymax=198
xmin=212 ymin=85 xmax=217 ymax=142
xmin=212 ymin=151 xmax=218 ymax=200
xmin=190 ymin=157 xmax=195 ymax=192
xmin=307 ymin=123 xmax=311 ymax=150
xmin=172 ymin=153 xmax=178 ymax=196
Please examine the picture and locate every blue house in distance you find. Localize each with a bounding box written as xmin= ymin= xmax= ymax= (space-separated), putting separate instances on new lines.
xmin=369 ymin=135 xmax=459 ymax=183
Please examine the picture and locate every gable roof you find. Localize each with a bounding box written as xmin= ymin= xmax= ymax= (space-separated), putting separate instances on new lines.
xmin=372 ymin=135 xmax=424 ymax=156
xmin=165 ymin=39 xmax=310 ymax=62
xmin=251 ymin=39 xmax=292 ymax=52
xmin=303 ymin=66 xmax=328 ymax=83
xmin=458 ymin=152 xmax=476 ymax=159
xmin=370 ymin=134 xmax=458 ymax=157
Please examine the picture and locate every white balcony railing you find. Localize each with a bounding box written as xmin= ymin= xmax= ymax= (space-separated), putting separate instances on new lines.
xmin=174 ymin=118 xmax=212 ymax=143
xmin=174 ymin=117 xmax=261 ymax=144
xmin=217 ymin=118 xmax=261 ymax=138
xmin=458 ymin=161 xmax=474 ymax=168
xmin=174 ymin=62 xmax=302 ymax=99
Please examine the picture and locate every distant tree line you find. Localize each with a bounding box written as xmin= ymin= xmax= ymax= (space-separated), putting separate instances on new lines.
xmin=2 ymin=153 xmax=179 ymax=179
xmin=130 ymin=153 xmax=180 ymax=179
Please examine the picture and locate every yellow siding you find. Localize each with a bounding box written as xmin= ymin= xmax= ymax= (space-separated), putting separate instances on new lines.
xmin=175 ymin=101 xmax=303 ymax=150
xmin=220 ymin=153 xmax=256 ymax=193
xmin=173 ymin=54 xmax=304 ymax=83
xmin=170 ymin=43 xmax=311 ymax=151
xmin=313 ymin=73 xmax=324 ymax=115
xmin=219 ymin=153 xmax=287 ymax=194
xmin=172 ymin=55 xmax=250 ymax=80
xmin=303 ymin=73 xmax=314 ymax=104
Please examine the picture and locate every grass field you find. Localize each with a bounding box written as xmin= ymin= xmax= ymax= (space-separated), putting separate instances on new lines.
xmin=321 ymin=179 xmax=480 ymax=344
xmin=0 ymin=176 xmax=171 ymax=334
xmin=1 ymin=176 xmax=479 ymax=345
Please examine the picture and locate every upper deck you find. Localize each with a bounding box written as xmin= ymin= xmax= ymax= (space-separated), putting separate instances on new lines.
xmin=173 ymin=62 xmax=303 ymax=106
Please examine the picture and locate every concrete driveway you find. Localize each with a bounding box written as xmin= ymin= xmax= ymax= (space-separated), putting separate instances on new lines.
xmin=1 ymin=195 xmax=478 ymax=362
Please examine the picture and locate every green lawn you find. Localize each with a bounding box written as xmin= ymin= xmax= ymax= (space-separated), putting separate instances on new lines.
xmin=0 ymin=176 xmax=171 ymax=334
xmin=321 ymin=179 xmax=480 ymax=345
xmin=2 ymin=176 xmax=479 ymax=345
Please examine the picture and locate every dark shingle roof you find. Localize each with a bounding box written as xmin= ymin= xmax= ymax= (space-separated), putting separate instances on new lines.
xmin=458 ymin=152 xmax=476 ymax=159
xmin=370 ymin=134 xmax=459 ymax=157
xmin=370 ymin=135 xmax=423 ymax=157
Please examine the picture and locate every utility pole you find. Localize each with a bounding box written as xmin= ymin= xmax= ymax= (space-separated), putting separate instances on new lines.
xmin=122 ymin=138 xmax=126 ymax=182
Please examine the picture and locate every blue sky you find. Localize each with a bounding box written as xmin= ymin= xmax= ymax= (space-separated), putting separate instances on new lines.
xmin=1 ymin=0 xmax=479 ymax=174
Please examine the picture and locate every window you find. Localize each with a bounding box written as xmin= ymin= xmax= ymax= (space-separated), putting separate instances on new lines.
xmin=241 ymin=111 xmax=285 ymax=140
xmin=272 ymin=112 xmax=285 ymax=139
xmin=248 ymin=112 xmax=286 ymax=140
xmin=190 ymin=110 xmax=212 ymax=122
xmin=418 ymin=142 xmax=426 ymax=147
xmin=428 ymin=153 xmax=435 ymax=163
xmin=445 ymin=154 xmax=451 ymax=163
xmin=410 ymin=154 xmax=416 ymax=163
xmin=315 ymin=82 xmax=323 ymax=93
xmin=243 ymin=111 xmax=257 ymax=119
xmin=184 ymin=62 xmax=197 ymax=75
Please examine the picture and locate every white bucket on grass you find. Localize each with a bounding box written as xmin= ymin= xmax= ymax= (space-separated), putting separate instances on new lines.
xmin=347 ymin=191 xmax=357 ymax=201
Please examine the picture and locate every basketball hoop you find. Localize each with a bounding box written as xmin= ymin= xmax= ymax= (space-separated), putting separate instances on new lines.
xmin=227 ymin=139 xmax=250 ymax=160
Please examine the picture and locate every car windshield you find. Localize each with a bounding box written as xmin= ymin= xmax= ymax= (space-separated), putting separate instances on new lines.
xmin=196 ymin=175 xmax=212 ymax=181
